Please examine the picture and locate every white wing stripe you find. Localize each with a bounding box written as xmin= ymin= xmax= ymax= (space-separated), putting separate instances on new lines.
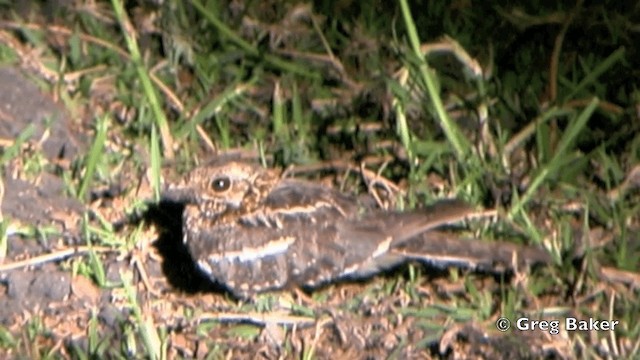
xmin=207 ymin=236 xmax=296 ymax=263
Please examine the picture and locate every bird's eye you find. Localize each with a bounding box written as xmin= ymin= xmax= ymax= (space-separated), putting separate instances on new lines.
xmin=211 ymin=176 xmax=231 ymax=192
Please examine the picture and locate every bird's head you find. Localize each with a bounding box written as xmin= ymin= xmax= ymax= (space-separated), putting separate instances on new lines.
xmin=163 ymin=159 xmax=281 ymax=217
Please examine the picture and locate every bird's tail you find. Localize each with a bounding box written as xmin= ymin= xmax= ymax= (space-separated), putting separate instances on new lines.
xmin=381 ymin=200 xmax=551 ymax=271
xmin=393 ymin=230 xmax=552 ymax=271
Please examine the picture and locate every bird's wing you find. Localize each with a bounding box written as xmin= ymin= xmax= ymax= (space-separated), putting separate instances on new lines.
xmin=332 ymin=200 xmax=476 ymax=279
xmin=244 ymin=179 xmax=360 ymax=224
xmin=339 ymin=199 xmax=475 ymax=244
xmin=186 ymin=215 xmax=350 ymax=298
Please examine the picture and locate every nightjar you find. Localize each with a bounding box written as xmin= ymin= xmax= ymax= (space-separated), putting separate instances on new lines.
xmin=163 ymin=158 xmax=550 ymax=299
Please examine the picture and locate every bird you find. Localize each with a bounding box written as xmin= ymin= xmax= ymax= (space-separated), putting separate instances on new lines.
xmin=162 ymin=158 xmax=550 ymax=299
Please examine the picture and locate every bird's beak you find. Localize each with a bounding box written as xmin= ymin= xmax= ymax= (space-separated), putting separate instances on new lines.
xmin=161 ymin=181 xmax=198 ymax=203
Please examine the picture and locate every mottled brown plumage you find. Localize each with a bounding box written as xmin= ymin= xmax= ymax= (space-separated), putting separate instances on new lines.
xmin=163 ymin=159 xmax=550 ymax=298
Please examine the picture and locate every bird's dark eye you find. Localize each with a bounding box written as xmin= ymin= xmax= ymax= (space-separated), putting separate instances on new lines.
xmin=211 ymin=176 xmax=231 ymax=192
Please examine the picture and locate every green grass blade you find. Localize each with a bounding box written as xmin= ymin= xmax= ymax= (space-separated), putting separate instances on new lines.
xmin=189 ymin=0 xmax=317 ymax=78
xmin=121 ymin=271 xmax=162 ymax=360
xmin=82 ymin=213 xmax=107 ymax=287
xmin=562 ymin=47 xmax=625 ymax=102
xmin=78 ymin=115 xmax=108 ymax=200
xmin=150 ymin=124 xmax=162 ymax=202
xmin=111 ymin=0 xmax=174 ymax=159
xmin=510 ymin=97 xmax=599 ymax=218
xmin=398 ymin=0 xmax=470 ymax=160
xmin=0 ymin=124 xmax=35 ymax=164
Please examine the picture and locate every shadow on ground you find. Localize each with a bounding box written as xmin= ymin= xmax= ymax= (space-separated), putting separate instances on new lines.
xmin=143 ymin=200 xmax=226 ymax=295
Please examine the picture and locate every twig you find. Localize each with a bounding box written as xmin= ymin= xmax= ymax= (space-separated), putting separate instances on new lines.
xmin=599 ymin=266 xmax=640 ymax=288
xmin=198 ymin=311 xmax=318 ymax=327
xmin=0 ymin=246 xmax=114 ymax=271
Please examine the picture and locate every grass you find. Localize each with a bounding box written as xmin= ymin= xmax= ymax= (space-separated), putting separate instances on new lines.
xmin=76 ymin=114 xmax=109 ymax=200
xmin=0 ymin=0 xmax=639 ymax=358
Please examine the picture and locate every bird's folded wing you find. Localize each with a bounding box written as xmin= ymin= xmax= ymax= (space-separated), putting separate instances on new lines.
xmin=387 ymin=200 xmax=476 ymax=243
xmin=187 ymin=207 xmax=474 ymax=297
xmin=392 ymin=230 xmax=552 ymax=271
xmin=260 ymin=179 xmax=359 ymax=217
xmin=186 ymin=219 xmax=363 ymax=297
